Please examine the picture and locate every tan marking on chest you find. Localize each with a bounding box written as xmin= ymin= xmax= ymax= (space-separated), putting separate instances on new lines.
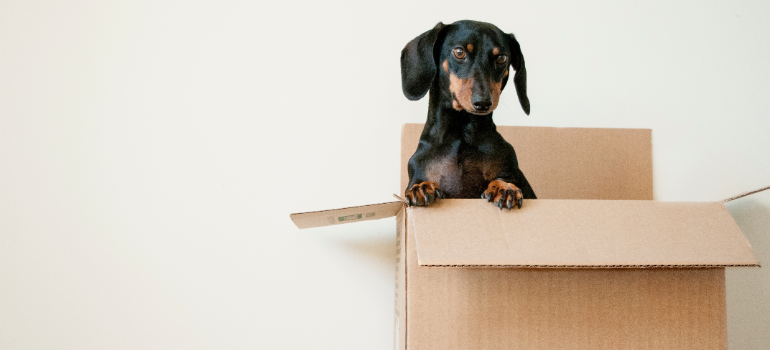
xmin=425 ymin=157 xmax=458 ymax=182
xmin=425 ymin=157 xmax=463 ymax=197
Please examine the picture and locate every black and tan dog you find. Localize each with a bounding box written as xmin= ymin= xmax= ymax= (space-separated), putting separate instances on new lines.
xmin=401 ymin=20 xmax=536 ymax=210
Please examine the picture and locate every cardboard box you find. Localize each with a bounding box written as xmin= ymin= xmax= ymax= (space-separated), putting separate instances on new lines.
xmin=291 ymin=124 xmax=760 ymax=350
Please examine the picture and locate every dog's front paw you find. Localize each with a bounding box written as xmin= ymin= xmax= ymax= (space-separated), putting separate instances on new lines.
xmin=482 ymin=180 xmax=523 ymax=210
xmin=405 ymin=181 xmax=444 ymax=207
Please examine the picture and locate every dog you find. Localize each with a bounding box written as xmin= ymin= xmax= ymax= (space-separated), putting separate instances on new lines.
xmin=401 ymin=20 xmax=536 ymax=210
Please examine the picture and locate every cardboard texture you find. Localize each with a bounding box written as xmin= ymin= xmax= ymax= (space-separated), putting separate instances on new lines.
xmin=394 ymin=209 xmax=407 ymax=350
xmin=411 ymin=199 xmax=758 ymax=268
xmin=290 ymin=201 xmax=402 ymax=229
xmin=291 ymin=124 xmax=760 ymax=350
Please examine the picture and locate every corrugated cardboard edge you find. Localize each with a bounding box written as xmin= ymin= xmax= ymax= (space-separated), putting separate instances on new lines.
xmin=419 ymin=264 xmax=758 ymax=268
xmin=394 ymin=207 xmax=407 ymax=350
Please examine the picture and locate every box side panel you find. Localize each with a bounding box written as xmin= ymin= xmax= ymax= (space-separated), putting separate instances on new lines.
xmin=404 ymin=209 xmax=418 ymax=349
xmin=408 ymin=262 xmax=726 ymax=350
xmin=394 ymin=209 xmax=407 ymax=350
xmin=502 ymin=126 xmax=653 ymax=200
xmin=400 ymin=124 xmax=653 ymax=201
xmin=411 ymin=199 xmax=759 ymax=267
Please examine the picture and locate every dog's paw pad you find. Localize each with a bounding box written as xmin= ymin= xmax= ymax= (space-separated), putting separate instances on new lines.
xmin=482 ymin=180 xmax=523 ymax=210
xmin=405 ymin=181 xmax=443 ymax=207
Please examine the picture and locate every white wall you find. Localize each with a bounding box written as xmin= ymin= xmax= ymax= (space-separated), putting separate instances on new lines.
xmin=1 ymin=1 xmax=768 ymax=349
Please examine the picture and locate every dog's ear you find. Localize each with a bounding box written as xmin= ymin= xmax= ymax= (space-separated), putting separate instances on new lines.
xmin=508 ymin=33 xmax=530 ymax=115
xmin=401 ymin=22 xmax=446 ymax=101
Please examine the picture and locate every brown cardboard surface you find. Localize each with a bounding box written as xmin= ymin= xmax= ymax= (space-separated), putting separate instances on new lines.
xmin=400 ymin=124 xmax=653 ymax=200
xmin=410 ymin=199 xmax=759 ymax=267
xmin=394 ymin=209 xmax=407 ymax=350
xmin=405 ymin=211 xmax=729 ymax=350
xmin=404 ymin=209 xmax=728 ymax=350
xmin=290 ymin=201 xmax=403 ymax=229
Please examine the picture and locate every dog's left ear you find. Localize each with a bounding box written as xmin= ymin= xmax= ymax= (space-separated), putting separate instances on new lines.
xmin=401 ymin=22 xmax=446 ymax=101
xmin=507 ymin=33 xmax=530 ymax=115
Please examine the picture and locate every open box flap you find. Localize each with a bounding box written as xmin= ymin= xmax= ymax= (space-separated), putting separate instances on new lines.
xmin=411 ymin=199 xmax=760 ymax=268
xmin=290 ymin=201 xmax=403 ymax=229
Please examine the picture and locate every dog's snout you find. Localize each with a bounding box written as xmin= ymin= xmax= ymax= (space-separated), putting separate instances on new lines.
xmin=472 ymin=96 xmax=492 ymax=111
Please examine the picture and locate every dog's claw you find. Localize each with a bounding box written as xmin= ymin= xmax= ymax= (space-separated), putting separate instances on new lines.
xmin=404 ymin=181 xmax=442 ymax=207
xmin=484 ymin=180 xmax=524 ymax=210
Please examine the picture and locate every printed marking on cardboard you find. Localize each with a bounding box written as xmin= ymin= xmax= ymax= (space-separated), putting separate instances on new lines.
xmin=338 ymin=214 xmax=362 ymax=222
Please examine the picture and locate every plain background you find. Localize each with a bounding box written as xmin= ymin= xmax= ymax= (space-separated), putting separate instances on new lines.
xmin=1 ymin=0 xmax=769 ymax=349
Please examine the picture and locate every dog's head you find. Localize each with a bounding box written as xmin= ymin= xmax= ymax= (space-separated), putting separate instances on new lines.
xmin=401 ymin=20 xmax=530 ymax=115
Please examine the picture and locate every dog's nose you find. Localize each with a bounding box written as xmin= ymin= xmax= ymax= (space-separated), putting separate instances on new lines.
xmin=472 ymin=97 xmax=492 ymax=111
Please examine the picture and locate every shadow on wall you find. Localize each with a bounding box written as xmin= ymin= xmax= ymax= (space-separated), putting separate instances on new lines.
xmin=725 ymin=197 xmax=770 ymax=349
xmin=317 ymin=219 xmax=397 ymax=275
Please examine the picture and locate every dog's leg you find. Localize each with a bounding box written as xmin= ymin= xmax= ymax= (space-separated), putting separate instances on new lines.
xmin=513 ymin=167 xmax=536 ymax=199
xmin=404 ymin=181 xmax=444 ymax=207
xmin=481 ymin=179 xmax=524 ymax=210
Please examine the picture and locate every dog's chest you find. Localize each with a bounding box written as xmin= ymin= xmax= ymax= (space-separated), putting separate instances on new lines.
xmin=424 ymin=142 xmax=498 ymax=198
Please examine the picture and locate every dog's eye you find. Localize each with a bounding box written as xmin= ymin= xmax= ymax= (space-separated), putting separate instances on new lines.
xmin=496 ymin=55 xmax=508 ymax=64
xmin=453 ymin=47 xmax=466 ymax=59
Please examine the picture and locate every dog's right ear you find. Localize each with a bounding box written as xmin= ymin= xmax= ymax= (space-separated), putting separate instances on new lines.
xmin=401 ymin=22 xmax=446 ymax=101
xmin=508 ymin=33 xmax=530 ymax=115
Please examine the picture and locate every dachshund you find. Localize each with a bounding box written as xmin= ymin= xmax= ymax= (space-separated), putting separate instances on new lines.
xmin=401 ymin=20 xmax=536 ymax=210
